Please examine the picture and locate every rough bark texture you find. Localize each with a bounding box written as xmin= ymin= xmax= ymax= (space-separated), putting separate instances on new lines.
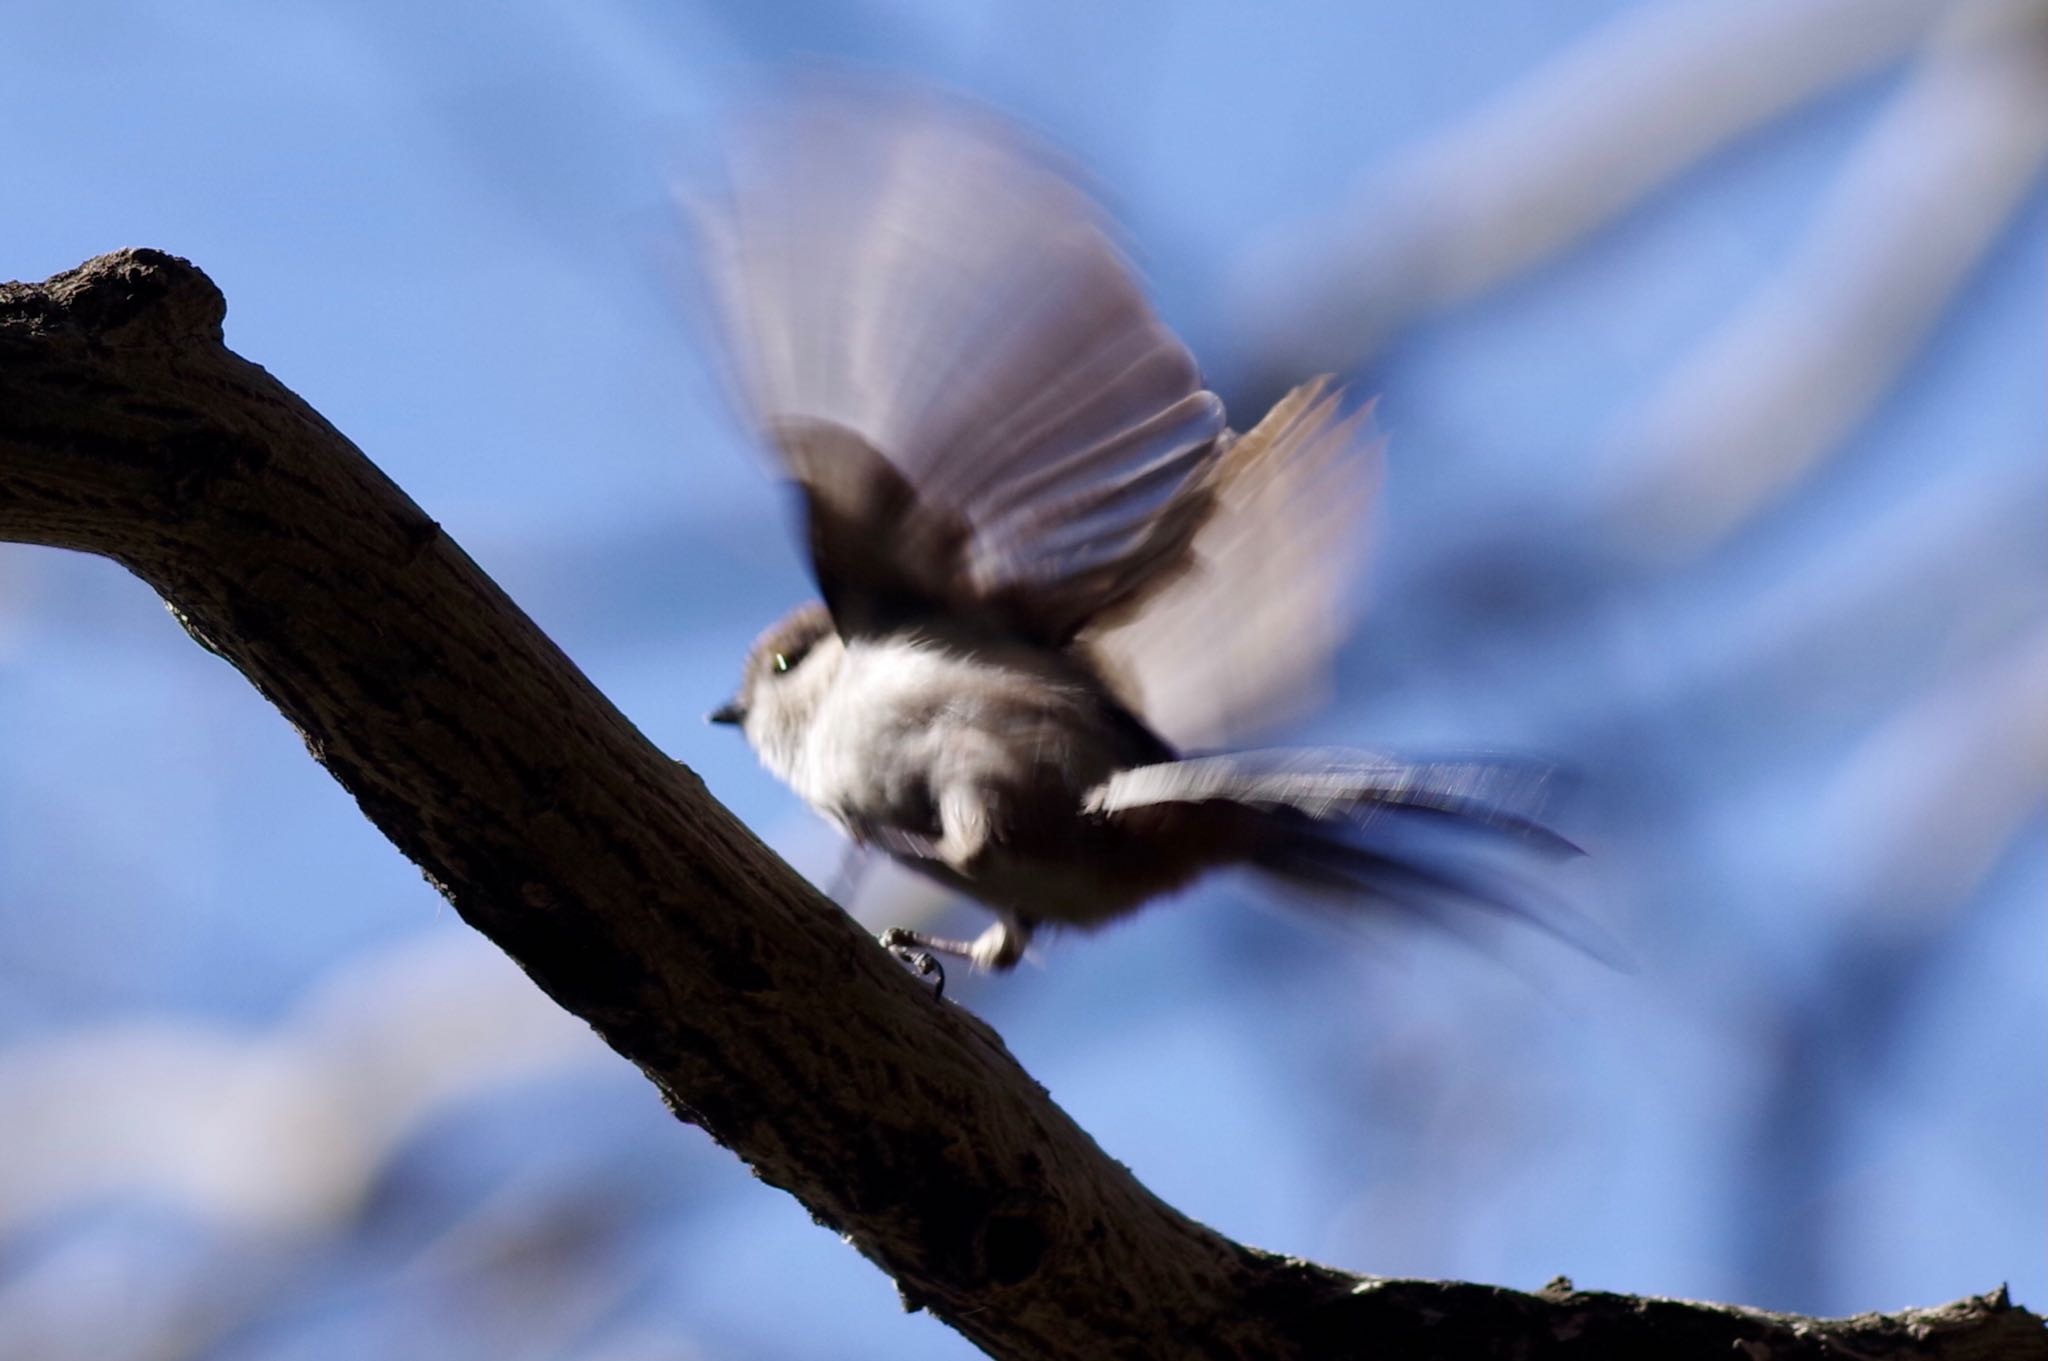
xmin=0 ymin=249 xmax=2038 ymax=1361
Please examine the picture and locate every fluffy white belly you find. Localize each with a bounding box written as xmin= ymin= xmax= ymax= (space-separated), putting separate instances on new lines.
xmin=790 ymin=639 xmax=1046 ymax=829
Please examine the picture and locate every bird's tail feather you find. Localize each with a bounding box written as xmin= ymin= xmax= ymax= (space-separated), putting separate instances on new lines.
xmin=1249 ymin=804 xmax=1609 ymax=958
xmin=1087 ymin=749 xmax=1614 ymax=959
xmin=1089 ymin=750 xmax=1578 ymax=851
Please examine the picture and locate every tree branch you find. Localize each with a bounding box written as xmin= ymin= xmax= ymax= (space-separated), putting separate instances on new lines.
xmin=1 ymin=249 xmax=2037 ymax=1361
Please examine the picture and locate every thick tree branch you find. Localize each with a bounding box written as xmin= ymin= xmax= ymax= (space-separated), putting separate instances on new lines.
xmin=0 ymin=250 xmax=2037 ymax=1361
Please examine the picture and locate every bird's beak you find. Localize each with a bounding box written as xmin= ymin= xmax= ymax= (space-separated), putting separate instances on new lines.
xmin=708 ymin=700 xmax=745 ymax=726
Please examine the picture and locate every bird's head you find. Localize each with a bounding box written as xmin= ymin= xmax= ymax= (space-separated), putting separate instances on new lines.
xmin=710 ymin=601 xmax=843 ymax=777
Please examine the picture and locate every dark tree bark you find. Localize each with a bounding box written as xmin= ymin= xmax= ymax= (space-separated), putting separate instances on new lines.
xmin=0 ymin=249 xmax=2038 ymax=1361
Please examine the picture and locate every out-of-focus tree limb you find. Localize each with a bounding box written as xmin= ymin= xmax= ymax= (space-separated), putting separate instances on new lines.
xmin=1226 ymin=0 xmax=1958 ymax=390
xmin=0 ymin=250 xmax=2038 ymax=1361
xmin=1606 ymin=0 xmax=2048 ymax=554
xmin=0 ymin=933 xmax=606 ymax=1236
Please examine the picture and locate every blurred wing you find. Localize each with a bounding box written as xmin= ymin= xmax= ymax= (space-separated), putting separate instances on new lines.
xmin=1084 ymin=378 xmax=1380 ymax=747
xmin=693 ymin=82 xmax=1227 ymax=643
xmin=768 ymin=417 xmax=970 ymax=638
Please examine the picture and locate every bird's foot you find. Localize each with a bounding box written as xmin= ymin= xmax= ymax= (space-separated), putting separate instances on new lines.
xmin=879 ymin=919 xmax=1030 ymax=981
xmin=879 ymin=927 xmax=948 ymax=1000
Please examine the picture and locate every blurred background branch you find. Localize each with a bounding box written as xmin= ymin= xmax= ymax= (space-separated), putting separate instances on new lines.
xmin=1222 ymin=0 xmax=1969 ymax=389
xmin=1603 ymin=0 xmax=2048 ymax=554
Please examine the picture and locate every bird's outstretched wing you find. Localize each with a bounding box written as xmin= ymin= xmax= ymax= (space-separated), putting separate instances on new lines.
xmin=1082 ymin=377 xmax=1380 ymax=748
xmin=693 ymin=81 xmax=1227 ymax=643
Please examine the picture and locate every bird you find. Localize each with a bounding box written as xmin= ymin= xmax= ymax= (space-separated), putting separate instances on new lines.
xmin=693 ymin=81 xmax=1577 ymax=979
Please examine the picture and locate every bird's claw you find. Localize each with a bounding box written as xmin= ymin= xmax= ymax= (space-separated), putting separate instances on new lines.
xmin=880 ymin=927 xmax=946 ymax=1001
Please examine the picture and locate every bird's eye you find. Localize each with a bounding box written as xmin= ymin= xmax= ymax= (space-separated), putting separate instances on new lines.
xmin=771 ymin=638 xmax=818 ymax=676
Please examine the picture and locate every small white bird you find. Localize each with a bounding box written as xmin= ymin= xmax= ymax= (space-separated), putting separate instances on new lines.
xmin=697 ymin=83 xmax=1575 ymax=977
